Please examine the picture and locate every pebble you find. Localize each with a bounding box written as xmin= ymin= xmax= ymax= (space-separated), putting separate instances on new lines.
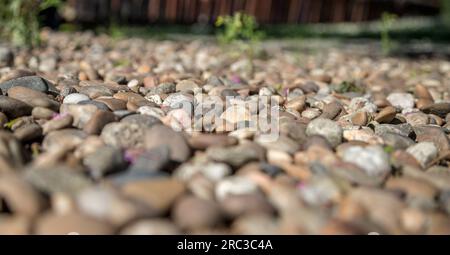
xmin=0 ymin=95 xmax=33 ymax=119
xmin=83 ymin=110 xmax=117 ymax=135
xmin=340 ymin=145 xmax=391 ymax=177
xmin=101 ymin=122 xmax=146 ymax=148
xmin=387 ymin=92 xmax=415 ymax=110
xmin=206 ymin=144 xmax=263 ymax=168
xmin=306 ymin=118 xmax=343 ymax=147
xmin=42 ymin=114 xmax=73 ymax=134
xmin=63 ymin=93 xmax=90 ymax=104
xmin=375 ymin=106 xmax=397 ymax=123
xmin=83 ymin=146 xmax=126 ymax=179
xmin=406 ymin=142 xmax=438 ymax=168
xmin=0 ymin=76 xmax=52 ymax=94
xmin=144 ymin=124 xmax=191 ymax=162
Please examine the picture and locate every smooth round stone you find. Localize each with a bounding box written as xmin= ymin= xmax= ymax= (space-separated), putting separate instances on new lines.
xmin=35 ymin=212 xmax=114 ymax=235
xmin=0 ymin=76 xmax=52 ymax=94
xmin=285 ymin=96 xmax=306 ymax=112
xmin=24 ymin=165 xmax=92 ymax=195
xmin=83 ymin=146 xmax=126 ymax=179
xmin=340 ymin=145 xmax=391 ymax=177
xmin=206 ymin=144 xmax=264 ymax=168
xmin=42 ymin=129 xmax=87 ymax=152
xmin=380 ymin=132 xmax=415 ymax=150
xmin=172 ymin=196 xmax=223 ymax=230
xmin=42 ymin=114 xmax=73 ymax=134
xmin=13 ymin=123 xmax=42 ymax=142
xmin=137 ymin=106 xmax=165 ymax=119
xmin=59 ymin=104 xmax=98 ymax=129
xmin=0 ymin=69 xmax=35 ymax=83
xmin=78 ymin=85 xmax=114 ymax=99
xmin=374 ymin=106 xmax=397 ymax=124
xmin=351 ymin=111 xmax=368 ymax=126
xmin=320 ymin=101 xmax=343 ymax=119
xmin=175 ymin=162 xmax=232 ymax=182
xmin=422 ymin=102 xmax=450 ymax=118
xmin=144 ymin=124 xmax=191 ymax=162
xmin=255 ymin=135 xmax=301 ymax=155
xmin=32 ymin=107 xmax=56 ymax=120
xmin=215 ymin=176 xmax=259 ymax=201
xmin=405 ymin=112 xmax=429 ymax=126
xmin=162 ymin=92 xmax=194 ymax=109
xmin=406 ymin=142 xmax=438 ymax=168
xmin=0 ymin=95 xmax=33 ymax=119
xmin=95 ymin=97 xmax=127 ymax=111
xmin=301 ymin=108 xmax=321 ymax=119
xmin=387 ymin=92 xmax=414 ymax=110
xmin=188 ymin=134 xmax=237 ymax=150
xmin=121 ymin=219 xmax=181 ymax=235
xmin=176 ymin=80 xmax=200 ymax=92
xmin=78 ymin=100 xmax=110 ymax=111
xmin=63 ymin=93 xmax=89 ymax=104
xmin=101 ymin=122 xmax=146 ymax=148
xmin=83 ymin=110 xmax=117 ymax=135
xmin=121 ymin=114 xmax=161 ymax=128
xmin=306 ymin=118 xmax=343 ymax=147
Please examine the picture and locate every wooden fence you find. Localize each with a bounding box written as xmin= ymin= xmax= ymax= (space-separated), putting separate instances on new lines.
xmin=67 ymin=0 xmax=441 ymax=24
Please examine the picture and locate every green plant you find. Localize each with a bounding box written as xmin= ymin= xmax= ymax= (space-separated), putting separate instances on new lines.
xmin=0 ymin=0 xmax=61 ymax=47
xmin=215 ymin=12 xmax=265 ymax=77
xmin=442 ymin=0 xmax=450 ymax=27
xmin=333 ymin=80 xmax=365 ymax=94
xmin=380 ymin=12 xmax=397 ymax=56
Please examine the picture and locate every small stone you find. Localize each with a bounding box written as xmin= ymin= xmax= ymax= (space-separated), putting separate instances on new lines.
xmin=101 ymin=122 xmax=146 ymax=149
xmin=42 ymin=114 xmax=73 ymax=134
xmin=0 ymin=95 xmax=33 ymax=119
xmin=351 ymin=111 xmax=368 ymax=126
xmin=144 ymin=124 xmax=191 ymax=162
xmin=83 ymin=146 xmax=126 ymax=179
xmin=13 ymin=123 xmax=42 ymax=142
xmin=206 ymin=143 xmax=264 ymax=168
xmin=343 ymin=129 xmax=384 ymax=145
xmin=220 ymin=193 xmax=274 ymax=218
xmin=375 ymin=106 xmax=397 ymax=123
xmin=172 ymin=196 xmax=223 ymax=230
xmin=406 ymin=142 xmax=438 ymax=168
xmin=24 ymin=165 xmax=92 ymax=195
xmin=340 ymin=145 xmax=391 ymax=177
xmin=8 ymin=86 xmax=59 ymax=111
xmin=188 ymin=134 xmax=237 ymax=150
xmin=121 ymin=178 xmax=185 ymax=213
xmin=42 ymin=129 xmax=87 ymax=152
xmin=216 ymin=176 xmax=259 ymax=201
xmin=301 ymin=108 xmax=321 ymax=119
xmin=380 ymin=132 xmax=415 ymax=150
xmin=79 ymin=85 xmax=114 ymax=99
xmin=306 ymin=118 xmax=343 ymax=147
xmin=176 ymin=80 xmax=200 ymax=92
xmin=387 ymin=92 xmax=414 ymax=110
xmin=83 ymin=110 xmax=117 ymax=135
xmin=121 ymin=114 xmax=161 ymax=128
xmin=320 ymin=101 xmax=342 ymax=119
xmin=32 ymin=107 xmax=56 ymax=120
xmin=0 ymin=76 xmax=52 ymax=94
xmin=60 ymin=104 xmax=98 ymax=129
xmin=95 ymin=97 xmax=127 ymax=111
xmin=422 ymin=102 xmax=450 ymax=118
xmin=126 ymin=146 xmax=170 ymax=173
xmin=63 ymin=93 xmax=90 ymax=104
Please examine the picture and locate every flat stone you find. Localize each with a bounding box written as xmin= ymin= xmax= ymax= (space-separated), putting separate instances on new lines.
xmin=42 ymin=129 xmax=87 ymax=152
xmin=188 ymin=134 xmax=238 ymax=150
xmin=0 ymin=76 xmax=52 ymax=94
xmin=422 ymin=102 xmax=450 ymax=118
xmin=79 ymin=85 xmax=114 ymax=99
xmin=42 ymin=114 xmax=74 ymax=134
xmin=13 ymin=123 xmax=42 ymax=142
xmin=206 ymin=143 xmax=264 ymax=168
xmin=60 ymin=104 xmax=98 ymax=129
xmin=83 ymin=146 xmax=126 ymax=179
xmin=121 ymin=114 xmax=161 ymax=128
xmin=375 ymin=106 xmax=397 ymax=123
